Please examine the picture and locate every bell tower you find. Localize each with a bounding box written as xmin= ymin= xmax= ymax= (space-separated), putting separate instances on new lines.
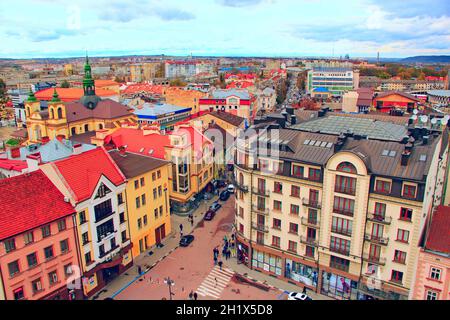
xmin=80 ymin=53 xmax=101 ymax=109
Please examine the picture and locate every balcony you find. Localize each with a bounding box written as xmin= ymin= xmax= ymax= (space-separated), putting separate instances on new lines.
xmin=302 ymin=198 xmax=321 ymax=209
xmin=333 ymin=208 xmax=354 ymax=217
xmin=300 ymin=236 xmax=318 ymax=247
xmin=329 ymin=261 xmax=350 ymax=272
xmin=334 ymin=186 xmax=356 ymax=196
xmin=362 ymin=253 xmax=386 ymax=265
xmin=331 ymin=227 xmax=352 ymax=237
xmin=252 ymin=223 xmax=269 ymax=233
xmin=252 ymin=205 xmax=270 ymax=215
xmin=99 ymin=244 xmax=120 ymax=259
xmin=330 ymin=247 xmax=350 ymax=256
xmin=358 ymin=277 xmax=408 ymax=300
xmin=364 ymin=233 xmax=389 ymax=246
xmin=252 ymin=187 xmax=270 ymax=197
xmin=301 ymin=217 xmax=320 ymax=228
xmin=231 ymin=178 xmax=249 ymax=193
xmin=367 ymin=213 xmax=392 ymax=225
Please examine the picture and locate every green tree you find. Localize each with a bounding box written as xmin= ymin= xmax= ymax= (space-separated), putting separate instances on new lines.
xmin=60 ymin=80 xmax=70 ymax=88
xmin=170 ymin=78 xmax=187 ymax=87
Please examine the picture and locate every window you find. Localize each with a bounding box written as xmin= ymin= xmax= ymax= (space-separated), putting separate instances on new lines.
xmin=273 ymin=200 xmax=282 ymax=211
xmin=141 ymin=194 xmax=146 ymax=206
xmin=274 ymin=182 xmax=283 ymax=194
xmin=136 ymin=197 xmax=141 ymax=209
xmin=134 ymin=180 xmax=139 ymax=189
xmin=41 ymin=225 xmax=51 ymax=238
xmin=153 ymin=188 xmax=157 ymax=199
xmin=140 ymin=177 xmax=145 ymax=187
xmin=27 ymin=252 xmax=38 ymax=268
xmin=119 ymin=212 xmax=125 ymax=224
xmin=333 ymin=196 xmax=355 ymax=216
xmin=64 ymin=264 xmax=73 ymax=277
xmin=24 ymin=232 xmax=34 ymax=245
xmin=426 ymin=290 xmax=438 ymax=300
xmin=289 ymin=223 xmax=298 ymax=234
xmin=95 ymin=183 xmax=111 ymax=199
xmin=8 ymin=260 xmax=20 ymax=277
xmin=79 ymin=211 xmax=87 ymax=224
xmin=44 ymin=246 xmax=54 ymax=260
xmin=238 ymin=207 xmax=244 ymax=218
xmin=154 ymin=209 xmax=158 ymax=219
xmin=402 ymin=184 xmax=416 ymax=198
xmin=330 ymin=236 xmax=351 ymax=255
xmin=257 ymin=196 xmax=265 ymax=210
xmin=96 ymin=219 xmax=114 ymax=242
xmin=390 ymin=270 xmax=403 ymax=284
xmin=393 ymin=250 xmax=406 ymax=264
xmin=117 ymin=193 xmax=124 ymax=205
xmin=335 ymin=175 xmax=356 ymax=195
xmin=143 ymin=215 xmax=148 ymax=226
xmin=94 ymin=199 xmax=113 ymax=222
xmin=82 ymin=232 xmax=89 ymax=245
xmin=400 ymin=208 xmax=413 ymax=221
xmin=305 ymin=246 xmax=315 ymax=257
xmin=32 ymin=278 xmax=43 ymax=294
xmin=291 ymin=185 xmax=300 ymax=197
xmin=308 ymin=209 xmax=318 ymax=224
xmin=374 ymin=203 xmax=386 ymax=220
xmin=336 ymin=162 xmax=357 ymax=173
xmin=49 ymin=271 xmax=58 ymax=286
xmin=272 ymin=236 xmax=281 ymax=248
xmin=308 ymin=168 xmax=321 ymax=181
xmin=239 ymin=223 xmax=244 ymax=234
xmin=60 ymin=239 xmax=69 ymax=254
xmin=85 ymin=252 xmax=92 ymax=264
xmin=430 ymin=267 xmax=441 ymax=281
xmin=157 ymin=170 xmax=161 ymax=179
xmin=4 ymin=238 xmax=16 ymax=253
xmin=332 ymin=216 xmax=353 ymax=236
xmin=121 ymin=231 xmax=127 ymax=242
xmin=13 ymin=287 xmax=24 ymax=300
xmin=158 ymin=186 xmax=162 ymax=197
xmin=290 ymin=204 xmax=300 ymax=215
xmin=375 ymin=179 xmax=391 ymax=194
xmin=159 ymin=206 xmax=163 ymax=217
xmin=396 ymin=229 xmax=410 ymax=243
xmin=57 ymin=219 xmax=66 ymax=232
xmin=288 ymin=240 xmax=297 ymax=253
xmin=137 ymin=218 xmax=142 ymax=230
xmin=292 ymin=165 xmax=304 ymax=178
xmin=152 ymin=172 xmax=156 ymax=181
xmin=256 ymin=231 xmax=264 ymax=245
xmin=257 ymin=178 xmax=266 ymax=193
xmin=273 ymin=218 xmax=282 ymax=230
xmin=330 ymin=256 xmax=350 ymax=272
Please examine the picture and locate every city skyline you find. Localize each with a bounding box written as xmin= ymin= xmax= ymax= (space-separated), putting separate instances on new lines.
xmin=0 ymin=0 xmax=449 ymax=59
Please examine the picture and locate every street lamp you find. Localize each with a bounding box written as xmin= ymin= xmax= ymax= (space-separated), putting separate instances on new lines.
xmin=164 ymin=277 xmax=175 ymax=300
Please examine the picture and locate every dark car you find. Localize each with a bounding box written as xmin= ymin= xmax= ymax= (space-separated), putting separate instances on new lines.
xmin=219 ymin=190 xmax=230 ymax=201
xmin=179 ymin=235 xmax=195 ymax=247
xmin=213 ymin=179 xmax=226 ymax=188
xmin=209 ymin=202 xmax=222 ymax=212
xmin=204 ymin=209 xmax=216 ymax=221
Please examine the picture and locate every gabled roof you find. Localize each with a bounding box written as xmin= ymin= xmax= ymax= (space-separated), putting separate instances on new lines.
xmin=0 ymin=170 xmax=75 ymax=240
xmin=109 ymin=150 xmax=168 ymax=179
xmin=425 ymin=205 xmax=450 ymax=254
xmin=209 ymin=111 xmax=245 ymax=127
xmin=65 ymin=99 xmax=134 ymax=123
xmin=52 ymin=147 xmax=126 ymax=202
xmin=35 ymin=87 xmax=116 ymax=102
xmin=374 ymin=91 xmax=420 ymax=102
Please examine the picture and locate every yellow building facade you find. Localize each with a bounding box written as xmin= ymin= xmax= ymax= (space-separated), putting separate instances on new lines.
xmin=164 ymin=87 xmax=205 ymax=115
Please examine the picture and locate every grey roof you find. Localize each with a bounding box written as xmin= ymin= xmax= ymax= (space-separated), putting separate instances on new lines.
xmin=291 ymin=115 xmax=408 ymax=142
xmin=131 ymin=103 xmax=191 ymax=118
xmin=211 ymin=89 xmax=251 ymax=100
xmin=65 ymin=99 xmax=133 ymax=123
xmin=427 ymin=90 xmax=450 ymax=97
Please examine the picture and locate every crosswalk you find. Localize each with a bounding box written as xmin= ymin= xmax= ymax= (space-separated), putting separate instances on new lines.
xmin=196 ymin=265 xmax=234 ymax=299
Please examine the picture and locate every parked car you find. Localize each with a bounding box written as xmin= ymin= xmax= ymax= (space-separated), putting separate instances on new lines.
xmin=227 ymin=184 xmax=235 ymax=194
xmin=213 ymin=179 xmax=227 ymax=188
xmin=204 ymin=209 xmax=216 ymax=221
xmin=287 ymin=292 xmax=312 ymax=301
xmin=219 ymin=190 xmax=231 ymax=201
xmin=179 ymin=235 xmax=195 ymax=247
xmin=210 ymin=202 xmax=222 ymax=212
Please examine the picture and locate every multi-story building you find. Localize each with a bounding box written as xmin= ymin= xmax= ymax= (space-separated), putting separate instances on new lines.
xmin=165 ymin=61 xmax=197 ymax=79
xmin=130 ymin=62 xmax=164 ymax=82
xmin=108 ymin=150 xmax=171 ymax=258
xmin=0 ymin=170 xmax=81 ymax=300
xmin=25 ymin=58 xmax=137 ymax=144
xmin=412 ymin=205 xmax=450 ymax=300
xmin=40 ymin=147 xmax=133 ymax=297
xmin=373 ymin=92 xmax=420 ymax=113
xmin=306 ymin=67 xmax=359 ymax=96
xmin=164 ymin=87 xmax=205 ymax=115
xmin=130 ymin=102 xmax=192 ymax=130
xmin=103 ymin=125 xmax=214 ymax=213
xmin=234 ymin=116 xmax=448 ymax=300
xmin=359 ymin=77 xmax=446 ymax=92
xmin=199 ymin=89 xmax=256 ymax=120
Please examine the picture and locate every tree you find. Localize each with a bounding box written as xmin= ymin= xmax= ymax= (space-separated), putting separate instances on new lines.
xmin=60 ymin=80 xmax=70 ymax=88
xmin=169 ymin=78 xmax=187 ymax=87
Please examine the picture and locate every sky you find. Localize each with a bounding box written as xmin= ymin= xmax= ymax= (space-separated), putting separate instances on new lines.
xmin=0 ymin=0 xmax=449 ymax=59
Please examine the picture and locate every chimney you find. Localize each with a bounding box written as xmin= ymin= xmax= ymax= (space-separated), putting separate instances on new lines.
xmin=334 ymin=133 xmax=347 ymax=152
xmin=41 ymin=136 xmax=50 ymax=145
xmin=401 ymin=150 xmax=411 ymax=166
xmin=10 ymin=146 xmax=21 ymax=159
xmin=73 ymin=143 xmax=82 ymax=155
xmin=119 ymin=146 xmax=127 ymax=155
xmin=26 ymin=152 xmax=41 ymax=172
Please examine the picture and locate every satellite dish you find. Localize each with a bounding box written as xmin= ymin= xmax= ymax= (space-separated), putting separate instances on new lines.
xmin=431 ymin=118 xmax=437 ymax=124
xmin=411 ymin=115 xmax=418 ymax=120
xmin=413 ymin=109 xmax=419 ymax=115
xmin=420 ymin=115 xmax=428 ymax=123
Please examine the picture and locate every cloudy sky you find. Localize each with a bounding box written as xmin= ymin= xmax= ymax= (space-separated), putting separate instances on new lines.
xmin=0 ymin=0 xmax=449 ymax=58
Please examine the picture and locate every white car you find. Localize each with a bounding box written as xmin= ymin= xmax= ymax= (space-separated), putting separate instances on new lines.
xmin=288 ymin=292 xmax=312 ymax=300
xmin=227 ymin=184 xmax=235 ymax=194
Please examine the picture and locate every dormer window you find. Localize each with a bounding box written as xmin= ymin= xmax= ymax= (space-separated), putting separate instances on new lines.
xmin=375 ymin=179 xmax=391 ymax=194
xmin=95 ymin=183 xmax=111 ymax=199
xmin=402 ymin=184 xmax=417 ymax=199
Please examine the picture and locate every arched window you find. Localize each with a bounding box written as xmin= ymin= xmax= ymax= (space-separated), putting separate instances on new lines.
xmin=239 ymin=173 xmax=244 ymax=185
xmin=57 ymin=107 xmax=63 ymax=119
xmin=98 ymin=123 xmax=104 ymax=130
xmin=71 ymin=127 xmax=76 ymax=136
xmin=84 ymin=124 xmax=89 ymax=132
xmin=337 ymin=162 xmax=357 ymax=174
xmin=50 ymin=108 xmax=55 ymax=119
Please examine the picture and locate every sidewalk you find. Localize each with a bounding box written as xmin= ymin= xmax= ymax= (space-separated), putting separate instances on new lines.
xmin=223 ymin=257 xmax=333 ymax=300
xmin=91 ymin=196 xmax=220 ymax=300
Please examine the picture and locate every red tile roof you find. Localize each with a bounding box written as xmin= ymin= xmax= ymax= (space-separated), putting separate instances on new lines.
xmin=0 ymin=159 xmax=27 ymax=172
xmin=35 ymin=88 xmax=116 ymax=102
xmin=121 ymin=84 xmax=165 ymax=95
xmin=0 ymin=170 xmax=75 ymax=240
xmin=425 ymin=205 xmax=450 ymax=254
xmin=52 ymin=147 xmax=126 ymax=202
xmin=226 ymin=81 xmax=255 ymax=89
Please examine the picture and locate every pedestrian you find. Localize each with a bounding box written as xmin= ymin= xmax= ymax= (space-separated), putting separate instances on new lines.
xmin=190 ymin=215 xmax=194 ymax=227
xmin=137 ymin=265 xmax=142 ymax=275
xmin=214 ymin=255 xmax=218 ymax=265
xmin=189 ymin=291 xmax=193 ymax=300
xmin=214 ymin=277 xmax=218 ymax=287
xmin=302 ymin=286 xmax=307 ymax=294
xmin=226 ymin=248 xmax=231 ymax=260
xmin=193 ymin=292 xmax=198 ymax=300
xmin=218 ymin=260 xmax=223 ymax=270
xmin=180 ymin=223 xmax=183 ymax=232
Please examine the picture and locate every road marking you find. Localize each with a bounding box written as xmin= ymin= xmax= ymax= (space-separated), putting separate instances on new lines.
xmin=195 ymin=265 xmax=234 ymax=300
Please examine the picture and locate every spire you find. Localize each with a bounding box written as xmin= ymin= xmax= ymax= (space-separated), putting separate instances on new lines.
xmin=50 ymin=87 xmax=61 ymax=103
xmin=26 ymin=87 xmax=38 ymax=103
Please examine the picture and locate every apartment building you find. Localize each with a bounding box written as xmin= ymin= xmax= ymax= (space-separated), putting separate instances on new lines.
xmin=234 ymin=118 xmax=448 ymax=300
xmin=199 ymin=89 xmax=256 ymax=120
xmin=306 ymin=67 xmax=360 ymax=96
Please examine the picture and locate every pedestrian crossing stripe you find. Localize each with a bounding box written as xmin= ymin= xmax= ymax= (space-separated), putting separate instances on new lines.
xmin=196 ymin=265 xmax=234 ymax=300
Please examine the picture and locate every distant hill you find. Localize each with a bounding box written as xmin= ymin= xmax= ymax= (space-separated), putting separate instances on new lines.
xmin=400 ymin=56 xmax=450 ymax=64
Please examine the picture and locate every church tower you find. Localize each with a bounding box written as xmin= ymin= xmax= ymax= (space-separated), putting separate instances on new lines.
xmin=79 ymin=53 xmax=101 ymax=109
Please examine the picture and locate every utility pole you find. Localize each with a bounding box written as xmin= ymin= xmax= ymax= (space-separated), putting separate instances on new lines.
xmin=164 ymin=277 xmax=175 ymax=300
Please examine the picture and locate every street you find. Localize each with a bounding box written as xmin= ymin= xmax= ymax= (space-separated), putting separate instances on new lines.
xmin=115 ymin=196 xmax=282 ymax=300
